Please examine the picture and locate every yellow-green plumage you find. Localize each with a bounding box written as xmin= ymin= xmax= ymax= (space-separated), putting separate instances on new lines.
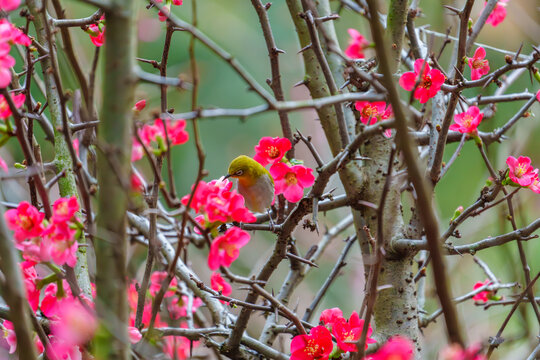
xmin=227 ymin=155 xmax=274 ymax=213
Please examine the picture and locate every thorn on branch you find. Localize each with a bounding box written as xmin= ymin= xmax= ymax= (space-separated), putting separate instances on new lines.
xmin=297 ymin=44 xmax=312 ymax=54
xmin=293 ymin=79 xmax=308 ymax=87
xmin=315 ymin=14 xmax=340 ymax=22
xmin=442 ymin=5 xmax=462 ymax=15
xmin=271 ymin=47 xmax=285 ymax=54
xmin=285 ymin=252 xmax=319 ymax=267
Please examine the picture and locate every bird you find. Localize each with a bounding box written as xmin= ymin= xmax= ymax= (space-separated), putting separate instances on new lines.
xmin=225 ymin=155 xmax=274 ymax=214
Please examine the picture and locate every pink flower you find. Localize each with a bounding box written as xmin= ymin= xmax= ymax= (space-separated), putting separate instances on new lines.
xmin=181 ymin=178 xmax=256 ymax=226
xmin=149 ymin=271 xmax=178 ymax=298
xmin=16 ymin=235 xmax=48 ymax=263
xmin=135 ymin=118 xmax=189 ymax=155
xmin=319 ymin=307 xmax=344 ymax=330
xmin=208 ymin=226 xmax=250 ymax=270
xmin=128 ymin=327 xmax=142 ymax=344
xmin=0 ymin=0 xmax=20 ymax=12
xmin=72 ymin=138 xmax=79 ymax=157
xmin=20 ymin=260 xmax=40 ymax=311
xmin=536 ymin=90 xmax=540 ymax=102
xmin=2 ymin=320 xmax=17 ymax=354
xmin=132 ymin=118 xmax=188 ymax=160
xmin=4 ymin=201 xmax=45 ymax=241
xmin=205 ymin=186 xmax=254 ymax=224
xmin=0 ymin=19 xmax=32 ymax=46
xmin=468 ymin=47 xmax=490 ymax=80
xmin=290 ymin=325 xmax=334 ymax=360
xmin=87 ymin=17 xmax=105 ymax=47
xmin=158 ymin=4 xmax=171 ymax=22
xmin=49 ymin=298 xmax=97 ymax=349
xmin=155 ymin=118 xmax=189 ymax=146
xmin=528 ymin=171 xmax=540 ymax=194
xmin=440 ymin=343 xmax=486 ymax=360
xmin=253 ymin=136 xmax=291 ymax=166
xmin=127 ymin=282 xmax=140 ymax=311
xmin=211 ymin=272 xmax=232 ymax=303
xmin=46 ymin=341 xmax=83 ymax=360
xmin=131 ymin=141 xmax=144 ymax=162
xmin=270 ymin=162 xmax=315 ymax=203
xmin=41 ymin=281 xmax=72 ymax=317
xmin=41 ymin=221 xmax=78 ymax=267
xmin=472 ymin=279 xmax=492 ymax=303
xmin=52 ymin=196 xmax=79 ymax=224
xmin=155 ymin=0 xmax=182 ymax=21
xmin=485 ymin=0 xmax=508 ymax=27
xmin=449 ymin=106 xmax=483 ymax=134
xmin=0 ymin=92 xmax=25 ymax=119
xmin=354 ymin=101 xmax=393 ymax=138
xmin=332 ymin=311 xmax=376 ymax=352
xmin=399 ymin=59 xmax=445 ymax=104
xmin=163 ymin=335 xmax=191 ymax=360
xmin=370 ymin=336 xmax=414 ymax=360
xmin=0 ymin=154 xmax=7 ymax=172
xmin=131 ymin=172 xmax=145 ymax=192
xmin=344 ymin=29 xmax=369 ymax=59
xmin=506 ymin=156 xmax=536 ymax=186
xmin=166 ymin=295 xmax=202 ymax=320
xmin=0 ymin=40 xmax=15 ymax=89
xmin=133 ymin=99 xmax=146 ymax=111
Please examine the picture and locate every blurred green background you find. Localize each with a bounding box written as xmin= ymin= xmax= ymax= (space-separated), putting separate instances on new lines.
xmin=2 ymin=0 xmax=539 ymax=358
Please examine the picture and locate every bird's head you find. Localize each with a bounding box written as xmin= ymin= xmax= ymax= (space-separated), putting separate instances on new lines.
xmin=225 ymin=155 xmax=273 ymax=186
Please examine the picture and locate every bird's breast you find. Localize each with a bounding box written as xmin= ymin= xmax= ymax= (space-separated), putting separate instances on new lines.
xmin=238 ymin=175 xmax=274 ymax=213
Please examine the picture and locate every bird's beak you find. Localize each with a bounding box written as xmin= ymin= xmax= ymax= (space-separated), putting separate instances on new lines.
xmin=223 ymin=174 xmax=232 ymax=179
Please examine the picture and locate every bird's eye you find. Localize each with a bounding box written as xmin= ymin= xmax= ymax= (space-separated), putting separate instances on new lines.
xmin=235 ymin=170 xmax=244 ymax=176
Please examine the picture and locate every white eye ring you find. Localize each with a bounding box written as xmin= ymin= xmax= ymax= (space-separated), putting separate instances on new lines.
xmin=235 ymin=170 xmax=244 ymax=176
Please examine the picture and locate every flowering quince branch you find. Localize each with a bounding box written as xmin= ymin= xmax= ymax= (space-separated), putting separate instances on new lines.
xmin=50 ymin=8 xmax=104 ymax=28
xmin=0 ymin=0 xmax=538 ymax=359
xmin=168 ymin=91 xmax=385 ymax=121
xmin=419 ymin=281 xmax=518 ymax=328
xmin=366 ymin=0 xmax=466 ymax=350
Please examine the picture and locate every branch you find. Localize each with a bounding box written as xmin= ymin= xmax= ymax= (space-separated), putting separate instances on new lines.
xmin=366 ymin=0 xmax=464 ymax=346
xmin=135 ymin=66 xmax=192 ymax=90
xmin=169 ymin=92 xmax=385 ymax=120
xmin=420 ymin=282 xmax=518 ymax=328
xmin=149 ymin=327 xmax=289 ymax=360
xmin=51 ymin=9 xmax=103 ymax=27
xmin=92 ymin=0 xmax=136 ymax=355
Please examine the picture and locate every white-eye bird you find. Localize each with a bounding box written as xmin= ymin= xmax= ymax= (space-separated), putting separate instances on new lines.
xmin=225 ymin=155 xmax=274 ymax=213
